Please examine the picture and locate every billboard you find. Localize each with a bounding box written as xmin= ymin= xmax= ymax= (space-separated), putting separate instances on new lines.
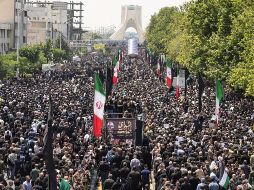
xmin=106 ymin=118 xmax=136 ymax=140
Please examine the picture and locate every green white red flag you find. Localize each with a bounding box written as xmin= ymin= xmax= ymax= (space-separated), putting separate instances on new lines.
xmin=215 ymin=79 xmax=223 ymax=124
xmin=156 ymin=58 xmax=161 ymax=76
xmin=118 ymin=49 xmax=122 ymax=70
xmin=112 ymin=57 xmax=118 ymax=85
xmin=219 ymin=170 xmax=230 ymax=189
xmin=166 ymin=61 xmax=172 ymax=88
xmin=93 ymin=73 xmax=106 ymax=137
xmin=176 ymin=68 xmax=180 ymax=100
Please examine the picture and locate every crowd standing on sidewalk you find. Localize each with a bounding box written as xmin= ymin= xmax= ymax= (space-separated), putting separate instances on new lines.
xmin=0 ymin=46 xmax=253 ymax=190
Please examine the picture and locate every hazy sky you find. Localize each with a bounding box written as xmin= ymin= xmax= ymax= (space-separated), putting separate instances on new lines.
xmin=71 ymin=0 xmax=190 ymax=30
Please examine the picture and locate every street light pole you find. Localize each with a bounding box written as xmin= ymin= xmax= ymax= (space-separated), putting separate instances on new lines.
xmin=59 ymin=31 xmax=62 ymax=50
xmin=16 ymin=10 xmax=20 ymax=64
xmin=16 ymin=8 xmax=24 ymax=77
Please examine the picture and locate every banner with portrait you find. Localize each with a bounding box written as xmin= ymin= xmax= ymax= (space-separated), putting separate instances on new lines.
xmin=105 ymin=118 xmax=136 ymax=141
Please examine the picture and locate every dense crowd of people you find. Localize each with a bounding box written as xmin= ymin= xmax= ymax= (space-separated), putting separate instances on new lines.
xmin=0 ymin=45 xmax=253 ymax=190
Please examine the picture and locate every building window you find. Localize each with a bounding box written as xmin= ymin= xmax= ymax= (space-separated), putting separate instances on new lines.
xmin=23 ymin=36 xmax=26 ymax=43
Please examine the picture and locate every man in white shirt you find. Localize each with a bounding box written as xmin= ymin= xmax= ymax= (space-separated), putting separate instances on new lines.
xmin=23 ymin=176 xmax=32 ymax=190
xmin=130 ymin=155 xmax=141 ymax=170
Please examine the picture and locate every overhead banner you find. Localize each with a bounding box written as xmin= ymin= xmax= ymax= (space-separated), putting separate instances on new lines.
xmin=106 ymin=118 xmax=136 ymax=140
xmin=128 ymin=38 xmax=138 ymax=57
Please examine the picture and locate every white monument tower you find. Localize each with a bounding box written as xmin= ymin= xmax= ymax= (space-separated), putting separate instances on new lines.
xmin=110 ymin=5 xmax=145 ymax=43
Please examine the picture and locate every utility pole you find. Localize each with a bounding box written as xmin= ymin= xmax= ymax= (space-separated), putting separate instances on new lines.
xmin=16 ymin=8 xmax=24 ymax=76
xmin=60 ymin=9 xmax=62 ymax=50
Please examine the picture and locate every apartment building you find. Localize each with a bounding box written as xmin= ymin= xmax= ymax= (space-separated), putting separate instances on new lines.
xmin=0 ymin=23 xmax=11 ymax=54
xmin=25 ymin=1 xmax=68 ymax=44
xmin=0 ymin=0 xmax=84 ymax=52
xmin=0 ymin=0 xmax=28 ymax=54
xmin=26 ymin=5 xmax=53 ymax=44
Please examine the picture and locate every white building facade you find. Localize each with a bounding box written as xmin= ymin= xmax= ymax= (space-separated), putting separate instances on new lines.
xmin=0 ymin=0 xmax=28 ymax=54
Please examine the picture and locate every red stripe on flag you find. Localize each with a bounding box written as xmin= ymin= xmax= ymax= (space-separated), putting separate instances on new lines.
xmin=93 ymin=114 xmax=103 ymax=137
xmin=113 ymin=75 xmax=117 ymax=85
xmin=166 ymin=78 xmax=172 ymax=88
xmin=176 ymin=86 xmax=180 ymax=100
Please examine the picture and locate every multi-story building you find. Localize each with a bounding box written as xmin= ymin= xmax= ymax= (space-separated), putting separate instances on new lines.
xmin=0 ymin=23 xmax=11 ymax=54
xmin=0 ymin=0 xmax=28 ymax=54
xmin=25 ymin=5 xmax=53 ymax=44
xmin=25 ymin=1 xmax=68 ymax=44
xmin=0 ymin=0 xmax=84 ymax=52
xmin=51 ymin=1 xmax=68 ymax=39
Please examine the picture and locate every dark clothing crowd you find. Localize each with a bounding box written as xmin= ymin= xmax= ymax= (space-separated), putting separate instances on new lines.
xmin=0 ymin=46 xmax=253 ymax=190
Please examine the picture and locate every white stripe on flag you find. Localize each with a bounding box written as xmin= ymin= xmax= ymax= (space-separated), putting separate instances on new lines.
xmin=219 ymin=170 xmax=229 ymax=188
xmin=94 ymin=91 xmax=106 ymax=119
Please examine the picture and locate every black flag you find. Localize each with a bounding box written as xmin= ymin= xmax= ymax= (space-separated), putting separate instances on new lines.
xmin=99 ymin=69 xmax=105 ymax=84
xmin=106 ymin=63 xmax=113 ymax=98
xmin=43 ymin=95 xmax=57 ymax=190
xmin=198 ymin=73 xmax=205 ymax=113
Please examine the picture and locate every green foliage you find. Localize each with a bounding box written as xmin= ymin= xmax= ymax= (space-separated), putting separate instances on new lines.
xmin=146 ymin=0 xmax=254 ymax=96
xmin=0 ymin=38 xmax=74 ymax=79
xmin=228 ymin=62 xmax=254 ymax=96
xmin=227 ymin=2 xmax=254 ymax=96
xmin=84 ymin=32 xmax=103 ymax=40
xmin=0 ymin=53 xmax=17 ymax=78
xmin=146 ymin=7 xmax=182 ymax=55
xmin=19 ymin=56 xmax=35 ymax=74
xmin=19 ymin=44 xmax=41 ymax=63
xmin=55 ymin=36 xmax=72 ymax=61
xmin=42 ymin=39 xmax=53 ymax=63
xmin=80 ymin=47 xmax=88 ymax=55
xmin=52 ymin=48 xmax=66 ymax=63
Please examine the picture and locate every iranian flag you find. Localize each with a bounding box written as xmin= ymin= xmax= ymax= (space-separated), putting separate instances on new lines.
xmin=118 ymin=49 xmax=122 ymax=70
xmin=93 ymin=73 xmax=106 ymax=137
xmin=176 ymin=68 xmax=180 ymax=100
xmin=156 ymin=58 xmax=160 ymax=76
xmin=112 ymin=57 xmax=118 ymax=85
xmin=215 ymin=79 xmax=223 ymax=124
xmin=219 ymin=170 xmax=230 ymax=189
xmin=166 ymin=61 xmax=172 ymax=88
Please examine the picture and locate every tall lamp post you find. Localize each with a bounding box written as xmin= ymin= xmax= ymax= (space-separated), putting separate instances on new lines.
xmin=16 ymin=8 xmax=24 ymax=67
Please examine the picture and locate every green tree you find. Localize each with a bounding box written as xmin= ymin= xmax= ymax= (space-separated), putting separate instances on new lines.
xmin=52 ymin=48 xmax=66 ymax=63
xmin=19 ymin=44 xmax=41 ymax=63
xmin=145 ymin=0 xmax=254 ymax=96
xmin=146 ymin=7 xmax=182 ymax=55
xmin=55 ymin=36 xmax=72 ymax=61
xmin=228 ymin=2 xmax=254 ymax=96
xmin=174 ymin=0 xmax=244 ymax=78
xmin=42 ymin=39 xmax=53 ymax=63
xmin=0 ymin=53 xmax=17 ymax=78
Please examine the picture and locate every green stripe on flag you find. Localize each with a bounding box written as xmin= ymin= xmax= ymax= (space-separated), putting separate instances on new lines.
xmin=219 ymin=170 xmax=230 ymax=189
xmin=95 ymin=73 xmax=105 ymax=96
xmin=166 ymin=61 xmax=171 ymax=68
xmin=113 ymin=56 xmax=118 ymax=67
xmin=216 ymin=79 xmax=223 ymax=102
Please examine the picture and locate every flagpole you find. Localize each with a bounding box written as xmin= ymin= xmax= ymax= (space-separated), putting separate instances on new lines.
xmin=184 ymin=68 xmax=187 ymax=101
xmin=44 ymin=95 xmax=57 ymax=190
xmin=104 ymin=55 xmax=107 ymax=100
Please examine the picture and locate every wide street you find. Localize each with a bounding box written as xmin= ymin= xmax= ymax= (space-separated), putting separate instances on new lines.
xmin=0 ymin=0 xmax=254 ymax=190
